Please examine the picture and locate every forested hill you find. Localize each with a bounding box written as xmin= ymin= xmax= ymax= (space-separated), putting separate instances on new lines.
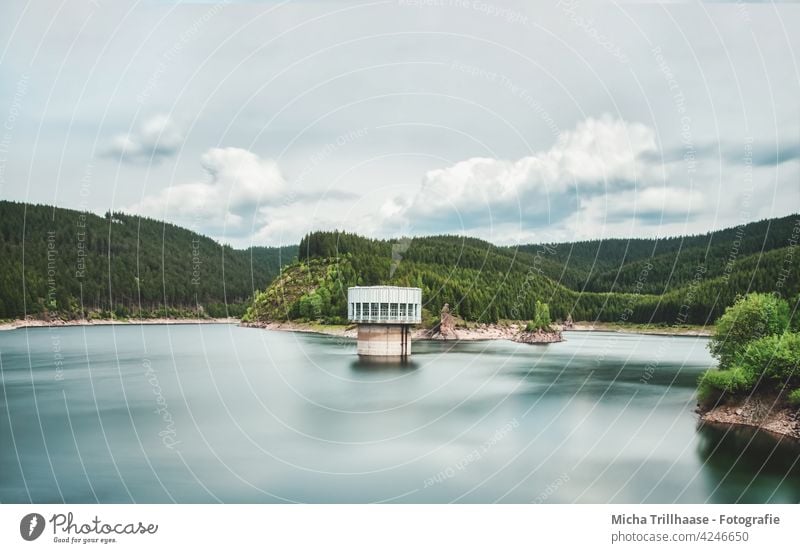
xmin=4 ymin=199 xmax=797 ymax=326
xmin=246 ymin=215 xmax=799 ymax=326
xmin=514 ymin=214 xmax=800 ymax=295
xmin=0 ymin=201 xmax=297 ymax=319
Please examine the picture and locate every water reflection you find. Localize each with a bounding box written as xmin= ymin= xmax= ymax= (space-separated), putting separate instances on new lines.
xmin=696 ymin=422 xmax=800 ymax=503
xmin=1 ymin=325 xmax=799 ymax=503
xmin=349 ymin=358 xmax=419 ymax=372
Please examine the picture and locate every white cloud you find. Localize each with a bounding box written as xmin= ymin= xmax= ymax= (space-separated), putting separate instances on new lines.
xmin=104 ymin=114 xmax=183 ymax=163
xmin=126 ymin=147 xmax=286 ymax=237
xmin=580 ymin=185 xmax=705 ymax=226
xmin=122 ymin=117 xmax=791 ymax=248
xmin=384 ymin=115 xmax=660 ymax=234
xmin=4 ymin=1 xmax=799 ymax=247
xmin=634 ymin=186 xmax=703 ymax=214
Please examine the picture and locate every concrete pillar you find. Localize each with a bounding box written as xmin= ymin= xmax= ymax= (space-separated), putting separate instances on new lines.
xmin=356 ymin=324 xmax=411 ymax=358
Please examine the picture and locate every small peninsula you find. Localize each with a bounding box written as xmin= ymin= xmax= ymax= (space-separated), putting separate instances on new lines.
xmin=697 ymin=293 xmax=800 ymax=440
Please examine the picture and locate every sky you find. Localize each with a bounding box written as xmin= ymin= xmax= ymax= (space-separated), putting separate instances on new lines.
xmin=0 ymin=0 xmax=798 ymax=248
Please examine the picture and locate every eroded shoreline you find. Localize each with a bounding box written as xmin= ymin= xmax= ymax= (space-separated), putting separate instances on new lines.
xmin=699 ymin=397 xmax=800 ymax=441
xmin=242 ymin=320 xmax=709 ymax=340
xmin=242 ymin=320 xmax=561 ymax=342
xmin=2 ymin=317 xmax=712 ymax=337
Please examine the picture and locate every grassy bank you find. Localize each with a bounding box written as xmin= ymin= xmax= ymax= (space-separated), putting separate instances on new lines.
xmin=571 ymin=321 xmax=713 ymax=336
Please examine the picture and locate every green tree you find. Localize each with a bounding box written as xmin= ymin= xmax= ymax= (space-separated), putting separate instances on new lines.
xmin=697 ymin=293 xmax=799 ymax=406
xmin=526 ymin=300 xmax=552 ymax=331
xmin=298 ymin=292 xmax=323 ymax=320
xmin=708 ymin=293 xmax=790 ymax=369
xmin=738 ymin=332 xmax=800 ymax=385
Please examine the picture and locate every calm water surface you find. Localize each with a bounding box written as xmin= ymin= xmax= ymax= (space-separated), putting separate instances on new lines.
xmin=1 ymin=324 xmax=798 ymax=503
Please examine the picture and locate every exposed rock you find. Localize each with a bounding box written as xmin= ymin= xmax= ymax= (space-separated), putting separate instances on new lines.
xmin=424 ymin=303 xmax=459 ymax=340
xmin=251 ymin=317 xmax=572 ymax=346
xmin=416 ymin=318 xmax=566 ymax=343
xmin=700 ymin=395 xmax=800 ymax=440
xmin=241 ymin=320 xmax=357 ymax=338
xmin=513 ymin=328 xmax=564 ymax=344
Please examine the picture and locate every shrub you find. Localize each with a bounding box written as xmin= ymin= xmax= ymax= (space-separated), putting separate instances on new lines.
xmin=739 ymin=332 xmax=800 ymax=384
xmin=698 ymin=366 xmax=756 ymax=403
xmin=298 ymin=292 xmax=323 ymax=320
xmin=526 ymin=300 xmax=552 ymax=331
xmin=708 ymin=293 xmax=790 ymax=368
xmin=790 ymin=294 xmax=800 ymax=332
xmin=787 ymin=388 xmax=800 ymax=406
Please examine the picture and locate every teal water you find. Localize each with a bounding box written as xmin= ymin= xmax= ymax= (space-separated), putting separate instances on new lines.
xmin=1 ymin=324 xmax=798 ymax=503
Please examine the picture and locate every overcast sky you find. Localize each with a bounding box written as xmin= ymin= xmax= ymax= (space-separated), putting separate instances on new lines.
xmin=0 ymin=0 xmax=798 ymax=248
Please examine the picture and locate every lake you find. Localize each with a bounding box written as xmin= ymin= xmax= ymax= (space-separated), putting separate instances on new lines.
xmin=1 ymin=324 xmax=798 ymax=503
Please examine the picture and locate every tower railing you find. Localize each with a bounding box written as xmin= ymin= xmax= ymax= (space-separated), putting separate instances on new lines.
xmin=350 ymin=314 xmax=421 ymax=324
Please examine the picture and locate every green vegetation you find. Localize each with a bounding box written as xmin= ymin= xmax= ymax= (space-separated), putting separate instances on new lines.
xmin=243 ymin=257 xmax=354 ymax=325
xmin=707 ymin=293 xmax=790 ymax=368
xmin=698 ymin=293 xmax=800 ymax=407
xmin=248 ymin=214 xmax=799 ymax=328
xmin=525 ymin=301 xmax=552 ymax=332
xmin=515 ymin=215 xmax=800 ymax=296
xmin=698 ymin=366 xmax=755 ymax=399
xmin=249 ymin=230 xmax=667 ymax=325
xmin=0 ymin=201 xmax=297 ymax=319
xmin=5 ymin=200 xmax=798 ymax=333
xmin=740 ymin=332 xmax=800 ymax=384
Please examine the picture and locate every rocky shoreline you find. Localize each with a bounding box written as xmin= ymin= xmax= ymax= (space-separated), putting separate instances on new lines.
xmin=699 ymin=395 xmax=800 ymax=440
xmin=418 ymin=323 xmax=563 ymax=343
xmin=244 ymin=320 xmax=357 ymax=337
xmin=3 ymin=315 xmax=709 ymax=339
xmin=3 ymin=315 xmax=702 ymax=345
xmin=244 ymin=319 xmax=564 ymax=343
xmin=410 ymin=303 xmax=563 ymax=343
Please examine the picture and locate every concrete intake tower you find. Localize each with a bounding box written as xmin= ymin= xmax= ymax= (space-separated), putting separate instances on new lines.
xmin=347 ymin=286 xmax=422 ymax=359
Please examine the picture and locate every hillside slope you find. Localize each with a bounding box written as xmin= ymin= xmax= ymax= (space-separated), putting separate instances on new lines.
xmin=247 ymin=218 xmax=799 ymax=326
xmin=248 ymin=232 xmax=656 ymax=325
xmin=0 ymin=201 xmax=297 ymax=319
xmin=515 ymin=214 xmax=799 ymax=295
xmin=5 ymin=199 xmax=796 ymax=326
